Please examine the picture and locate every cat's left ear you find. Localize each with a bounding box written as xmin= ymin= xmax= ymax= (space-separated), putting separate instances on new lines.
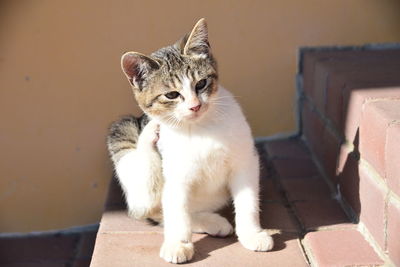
xmin=183 ymin=18 xmax=211 ymax=58
xmin=121 ymin=52 xmax=160 ymax=90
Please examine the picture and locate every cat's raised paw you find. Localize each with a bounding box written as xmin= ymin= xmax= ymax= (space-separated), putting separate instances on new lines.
xmin=160 ymin=241 xmax=194 ymax=264
xmin=138 ymin=120 xmax=160 ymax=148
xmin=239 ymin=230 xmax=274 ymax=252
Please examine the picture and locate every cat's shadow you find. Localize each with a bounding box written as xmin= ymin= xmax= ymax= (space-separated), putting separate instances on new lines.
xmin=190 ymin=232 xmax=287 ymax=263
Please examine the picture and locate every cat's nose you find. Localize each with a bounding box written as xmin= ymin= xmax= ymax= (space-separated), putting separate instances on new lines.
xmin=190 ymin=104 xmax=202 ymax=112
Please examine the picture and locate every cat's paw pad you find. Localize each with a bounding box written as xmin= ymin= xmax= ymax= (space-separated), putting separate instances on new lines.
xmin=239 ymin=230 xmax=274 ymax=251
xmin=160 ymin=241 xmax=194 ymax=264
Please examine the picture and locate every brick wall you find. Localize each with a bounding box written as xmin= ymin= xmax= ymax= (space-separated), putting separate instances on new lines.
xmin=298 ymin=45 xmax=400 ymax=265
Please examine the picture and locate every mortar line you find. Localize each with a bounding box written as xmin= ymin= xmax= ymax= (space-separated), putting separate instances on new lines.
xmin=358 ymin=222 xmax=395 ymax=267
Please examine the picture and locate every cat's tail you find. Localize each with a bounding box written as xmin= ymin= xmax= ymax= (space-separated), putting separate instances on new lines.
xmin=106 ymin=114 xmax=163 ymax=221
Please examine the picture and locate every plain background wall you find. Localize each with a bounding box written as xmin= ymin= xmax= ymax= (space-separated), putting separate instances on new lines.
xmin=1 ymin=0 xmax=400 ymax=232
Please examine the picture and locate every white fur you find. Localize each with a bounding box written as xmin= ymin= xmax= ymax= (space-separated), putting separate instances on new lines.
xmin=157 ymin=86 xmax=273 ymax=263
xmin=115 ymin=121 xmax=162 ymax=220
xmin=175 ymin=76 xmax=202 ymax=118
xmin=116 ymin=150 xmax=153 ymax=215
xmin=116 ymin=86 xmax=273 ymax=264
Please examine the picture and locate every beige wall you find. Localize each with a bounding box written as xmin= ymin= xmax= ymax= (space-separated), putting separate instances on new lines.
xmin=1 ymin=0 xmax=399 ymax=232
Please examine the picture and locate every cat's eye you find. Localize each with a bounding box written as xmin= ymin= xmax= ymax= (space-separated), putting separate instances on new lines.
xmin=195 ymin=79 xmax=208 ymax=92
xmin=165 ymin=91 xmax=180 ymax=99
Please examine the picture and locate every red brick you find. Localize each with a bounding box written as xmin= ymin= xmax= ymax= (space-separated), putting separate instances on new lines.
xmin=360 ymin=102 xmax=387 ymax=177
xmin=91 ymin=232 xmax=308 ymax=267
xmin=264 ymin=138 xmax=310 ymax=159
xmin=310 ymin=60 xmax=329 ymax=111
xmin=360 ymin=100 xmax=400 ymax=178
xmin=359 ymin=166 xmax=387 ymax=250
xmin=337 ymin=152 xmax=361 ymax=215
xmin=301 ymin=103 xmax=342 ymax=185
xmin=387 ymin=199 xmax=400 ymax=266
xmin=386 ymin=123 xmax=400 ymax=197
xmin=304 ymin=229 xmax=384 ymax=267
xmin=99 ymin=210 xmax=163 ymax=234
xmin=324 ymin=72 xmax=344 ymax=130
xmin=260 ymin=202 xmax=300 ymax=233
xmin=327 ymin=70 xmax=400 ymax=133
xmin=343 ymin=87 xmax=400 ymax=144
xmin=91 ymin=232 xmax=165 ymax=267
xmin=301 ymin=99 xmax=325 ymax=159
xmin=280 ymin=176 xmax=332 ymax=201
xmin=273 ymin=158 xmax=319 ymax=179
xmin=301 ymin=51 xmax=338 ymax=101
xmin=259 ymin=178 xmax=283 ymax=202
xmin=319 ymin=127 xmax=341 ymax=184
xmin=336 ymin=145 xmax=351 ymax=175
xmin=301 ymin=51 xmax=322 ymax=99
xmin=304 ymin=107 xmax=342 ymax=182
xmin=293 ymin=199 xmax=349 ymax=231
xmin=300 ymin=49 xmax=399 ymax=102
xmin=301 ymin=49 xmax=400 ymax=139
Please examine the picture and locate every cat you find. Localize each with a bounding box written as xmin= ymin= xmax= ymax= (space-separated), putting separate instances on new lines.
xmin=107 ymin=18 xmax=273 ymax=264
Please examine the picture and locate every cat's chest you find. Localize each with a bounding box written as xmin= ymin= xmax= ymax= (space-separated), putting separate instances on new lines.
xmin=158 ymin=130 xmax=227 ymax=161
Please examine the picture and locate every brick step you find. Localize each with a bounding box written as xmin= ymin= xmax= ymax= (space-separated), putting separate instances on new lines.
xmin=303 ymin=229 xmax=383 ymax=267
xmin=91 ymin=138 xmax=384 ymax=267
xmin=360 ymin=99 xmax=400 ymax=191
xmin=265 ymin=138 xmax=385 ymax=267
xmin=359 ymin=99 xmax=400 ymax=265
xmin=300 ymin=48 xmax=400 ymax=186
xmin=299 ymin=45 xmax=400 ymax=266
xmin=91 ymin=144 xmax=310 ymax=267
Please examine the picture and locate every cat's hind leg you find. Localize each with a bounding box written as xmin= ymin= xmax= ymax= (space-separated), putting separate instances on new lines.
xmin=107 ymin=115 xmax=163 ymax=220
xmin=191 ymin=212 xmax=233 ymax=237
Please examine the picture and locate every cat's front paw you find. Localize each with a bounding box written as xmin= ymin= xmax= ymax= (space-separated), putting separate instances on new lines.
xmin=138 ymin=120 xmax=160 ymax=148
xmin=160 ymin=241 xmax=194 ymax=264
xmin=238 ymin=230 xmax=274 ymax=252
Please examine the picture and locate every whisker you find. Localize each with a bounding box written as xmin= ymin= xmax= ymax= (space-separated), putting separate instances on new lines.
xmin=209 ymin=102 xmax=231 ymax=107
xmin=212 ymin=94 xmax=241 ymax=99
xmin=212 ymin=105 xmax=228 ymax=121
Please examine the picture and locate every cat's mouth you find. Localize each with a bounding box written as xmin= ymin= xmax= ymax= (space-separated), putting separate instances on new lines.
xmin=162 ymin=104 xmax=209 ymax=127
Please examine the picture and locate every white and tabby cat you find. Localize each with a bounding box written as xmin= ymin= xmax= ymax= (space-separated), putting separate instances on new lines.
xmin=107 ymin=18 xmax=273 ymax=264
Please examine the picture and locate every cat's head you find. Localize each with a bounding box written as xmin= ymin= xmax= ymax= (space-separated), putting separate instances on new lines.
xmin=121 ymin=19 xmax=218 ymax=126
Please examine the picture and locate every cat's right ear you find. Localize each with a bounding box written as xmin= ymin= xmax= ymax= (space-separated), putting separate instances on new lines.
xmin=121 ymin=52 xmax=160 ymax=90
xmin=183 ymin=18 xmax=210 ymax=58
